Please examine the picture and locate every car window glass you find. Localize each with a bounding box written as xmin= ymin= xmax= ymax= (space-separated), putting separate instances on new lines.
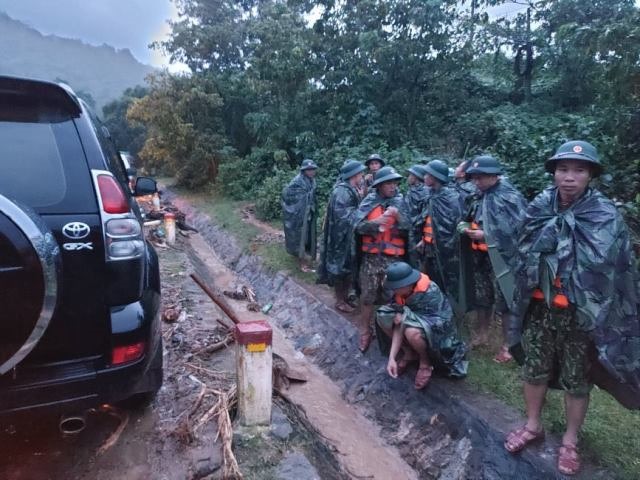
xmin=0 ymin=111 xmax=97 ymax=213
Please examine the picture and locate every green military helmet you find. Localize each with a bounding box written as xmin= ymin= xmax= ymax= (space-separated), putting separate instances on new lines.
xmin=383 ymin=262 xmax=421 ymax=290
xmin=423 ymin=159 xmax=451 ymax=184
xmin=300 ymin=158 xmax=319 ymax=171
xmin=545 ymin=140 xmax=603 ymax=177
xmin=371 ymin=166 xmax=403 ymax=187
xmin=366 ymin=153 xmax=386 ymax=167
xmin=465 ymin=155 xmax=503 ymax=175
xmin=340 ymin=159 xmax=366 ymax=181
xmin=406 ymin=164 xmax=427 ymax=179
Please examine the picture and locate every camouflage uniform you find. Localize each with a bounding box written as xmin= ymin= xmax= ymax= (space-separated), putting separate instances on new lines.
xmin=522 ymin=301 xmax=592 ymax=396
xmin=282 ymin=173 xmax=317 ymax=259
xmin=359 ymin=254 xmax=396 ymax=305
xmin=471 ymin=251 xmax=507 ymax=313
xmin=510 ymin=186 xmax=640 ymax=407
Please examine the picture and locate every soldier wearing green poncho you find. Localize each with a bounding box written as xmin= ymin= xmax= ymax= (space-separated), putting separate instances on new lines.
xmin=412 ymin=160 xmax=463 ymax=308
xmin=453 ymin=159 xmax=475 ymax=211
xmin=375 ymin=262 xmax=467 ymax=390
xmin=317 ymin=160 xmax=366 ymax=313
xmin=404 ymin=164 xmax=429 ymax=267
xmin=282 ymin=159 xmax=318 ymax=272
xmin=459 ymin=155 xmax=526 ymax=363
xmin=354 ymin=166 xmax=409 ymax=352
xmin=504 ymin=141 xmax=640 ymax=476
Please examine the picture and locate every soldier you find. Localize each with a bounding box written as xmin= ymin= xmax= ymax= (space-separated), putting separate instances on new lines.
xmin=282 ymin=159 xmax=318 ymax=272
xmin=354 ymin=166 xmax=408 ymax=352
xmin=459 ymin=155 xmax=526 ymax=362
xmin=505 ymin=141 xmax=640 ymax=476
xmin=412 ymin=160 xmax=463 ymax=309
xmin=453 ymin=159 xmax=476 ymax=211
xmin=403 ymin=164 xmax=429 ymax=222
xmin=375 ymin=262 xmax=467 ymax=389
xmin=317 ymin=160 xmax=366 ymax=313
xmin=364 ymin=153 xmax=385 ymax=188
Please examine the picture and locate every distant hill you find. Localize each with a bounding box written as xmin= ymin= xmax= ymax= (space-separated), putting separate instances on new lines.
xmin=0 ymin=12 xmax=154 ymax=111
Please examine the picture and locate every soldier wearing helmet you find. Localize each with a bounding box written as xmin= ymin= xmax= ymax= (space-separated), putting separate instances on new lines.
xmin=412 ymin=160 xmax=463 ymax=310
xmin=375 ymin=262 xmax=467 ymax=390
xmin=364 ymin=153 xmax=386 ymax=188
xmin=458 ymin=155 xmax=526 ymax=363
xmin=505 ymin=141 xmax=640 ymax=475
xmin=282 ymin=159 xmax=319 ymax=272
xmin=317 ymin=160 xmax=366 ymax=313
xmin=353 ymin=166 xmax=409 ymax=352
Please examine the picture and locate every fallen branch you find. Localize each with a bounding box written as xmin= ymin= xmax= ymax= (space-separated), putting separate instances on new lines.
xmin=213 ymin=387 xmax=242 ymax=480
xmin=96 ymin=405 xmax=130 ymax=456
xmin=193 ymin=334 xmax=234 ymax=356
xmin=190 ymin=274 xmax=242 ymax=325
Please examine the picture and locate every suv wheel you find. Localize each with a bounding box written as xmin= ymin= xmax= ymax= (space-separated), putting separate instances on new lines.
xmin=0 ymin=194 xmax=61 ymax=375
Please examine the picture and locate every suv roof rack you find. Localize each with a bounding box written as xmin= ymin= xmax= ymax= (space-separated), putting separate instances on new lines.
xmin=0 ymin=75 xmax=82 ymax=116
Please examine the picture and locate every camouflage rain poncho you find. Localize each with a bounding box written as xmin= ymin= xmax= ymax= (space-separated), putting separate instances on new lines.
xmin=460 ymin=179 xmax=526 ymax=312
xmin=453 ymin=180 xmax=476 ymax=212
xmin=317 ymin=181 xmax=361 ymax=285
xmin=403 ymin=183 xmax=429 ymax=224
xmin=412 ymin=186 xmax=463 ymax=306
xmin=510 ymin=186 xmax=640 ymax=409
xmin=376 ymin=280 xmax=468 ymax=378
xmin=282 ymin=173 xmax=317 ymax=259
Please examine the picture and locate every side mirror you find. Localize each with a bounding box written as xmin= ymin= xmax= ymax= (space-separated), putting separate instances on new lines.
xmin=134 ymin=177 xmax=157 ymax=196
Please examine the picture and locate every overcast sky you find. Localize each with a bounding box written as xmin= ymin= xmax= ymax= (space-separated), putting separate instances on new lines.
xmin=0 ymin=0 xmax=180 ymax=69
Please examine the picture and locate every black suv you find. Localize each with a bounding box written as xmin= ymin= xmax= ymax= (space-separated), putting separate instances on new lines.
xmin=0 ymin=76 xmax=162 ymax=417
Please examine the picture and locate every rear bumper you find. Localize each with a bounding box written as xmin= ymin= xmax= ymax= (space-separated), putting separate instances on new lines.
xmin=0 ymin=292 xmax=162 ymax=416
xmin=0 ymin=341 xmax=162 ymax=415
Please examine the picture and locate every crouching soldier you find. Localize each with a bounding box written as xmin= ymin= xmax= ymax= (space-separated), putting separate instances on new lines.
xmin=354 ymin=166 xmax=408 ymax=352
xmin=376 ymin=262 xmax=468 ymax=390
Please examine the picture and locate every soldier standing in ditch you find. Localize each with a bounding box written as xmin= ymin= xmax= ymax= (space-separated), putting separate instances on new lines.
xmin=282 ymin=159 xmax=318 ymax=272
xmin=317 ymin=160 xmax=366 ymax=313
xmin=403 ymin=164 xmax=429 ymax=267
xmin=353 ymin=166 xmax=408 ymax=352
xmin=458 ymin=155 xmax=526 ymax=363
xmin=363 ymin=153 xmax=385 ymax=189
xmin=504 ymin=141 xmax=640 ymax=476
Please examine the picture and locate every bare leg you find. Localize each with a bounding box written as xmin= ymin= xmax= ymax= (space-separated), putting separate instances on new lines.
xmin=523 ymin=382 xmax=547 ymax=433
xmin=360 ymin=304 xmax=374 ymax=335
xmin=404 ymin=328 xmax=431 ymax=368
xmin=563 ymin=393 xmax=589 ymax=446
xmin=471 ymin=307 xmax=492 ymax=347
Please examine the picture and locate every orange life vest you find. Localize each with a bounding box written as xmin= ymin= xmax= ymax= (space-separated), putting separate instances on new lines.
xmin=532 ymin=277 xmax=569 ymax=309
xmin=361 ymin=205 xmax=406 ymax=256
xmin=422 ymin=215 xmax=434 ymax=244
xmin=394 ymin=273 xmax=431 ymax=305
xmin=469 ymin=221 xmax=489 ymax=252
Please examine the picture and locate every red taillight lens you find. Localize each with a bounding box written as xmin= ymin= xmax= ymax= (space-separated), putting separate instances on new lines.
xmin=111 ymin=341 xmax=145 ymax=365
xmin=97 ymin=174 xmax=129 ymax=214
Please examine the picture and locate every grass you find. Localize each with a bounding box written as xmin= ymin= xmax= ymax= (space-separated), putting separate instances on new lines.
xmin=173 ymin=186 xmax=640 ymax=480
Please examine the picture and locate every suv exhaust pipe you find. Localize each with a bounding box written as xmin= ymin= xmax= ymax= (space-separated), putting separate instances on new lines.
xmin=59 ymin=412 xmax=87 ymax=435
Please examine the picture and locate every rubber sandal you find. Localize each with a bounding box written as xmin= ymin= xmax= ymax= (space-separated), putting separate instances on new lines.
xmin=335 ymin=302 xmax=355 ymax=313
xmin=414 ymin=365 xmax=433 ymax=390
xmin=359 ymin=332 xmax=372 ymax=353
xmin=558 ymin=443 xmax=580 ymax=476
xmin=504 ymin=426 xmax=545 ymax=453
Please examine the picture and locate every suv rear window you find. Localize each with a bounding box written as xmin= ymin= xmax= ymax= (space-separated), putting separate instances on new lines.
xmin=0 ymin=98 xmax=97 ymax=214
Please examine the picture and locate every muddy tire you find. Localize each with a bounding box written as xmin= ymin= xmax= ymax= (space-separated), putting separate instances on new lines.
xmin=0 ymin=194 xmax=61 ymax=375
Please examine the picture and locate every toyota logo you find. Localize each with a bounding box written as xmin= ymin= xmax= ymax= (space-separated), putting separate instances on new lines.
xmin=62 ymin=222 xmax=90 ymax=240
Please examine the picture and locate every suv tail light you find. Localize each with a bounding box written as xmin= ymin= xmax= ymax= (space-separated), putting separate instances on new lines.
xmin=111 ymin=341 xmax=145 ymax=365
xmin=97 ymin=174 xmax=129 ymax=214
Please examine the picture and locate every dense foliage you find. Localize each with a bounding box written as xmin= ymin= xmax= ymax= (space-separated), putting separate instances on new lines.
xmin=111 ymin=0 xmax=640 ymax=232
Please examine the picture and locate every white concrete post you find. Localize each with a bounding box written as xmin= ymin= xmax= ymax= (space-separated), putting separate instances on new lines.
xmin=235 ymin=320 xmax=273 ymax=426
xmin=164 ymin=212 xmax=176 ymax=245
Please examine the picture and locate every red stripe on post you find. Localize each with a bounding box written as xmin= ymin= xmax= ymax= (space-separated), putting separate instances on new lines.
xmin=235 ymin=321 xmax=272 ymax=346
